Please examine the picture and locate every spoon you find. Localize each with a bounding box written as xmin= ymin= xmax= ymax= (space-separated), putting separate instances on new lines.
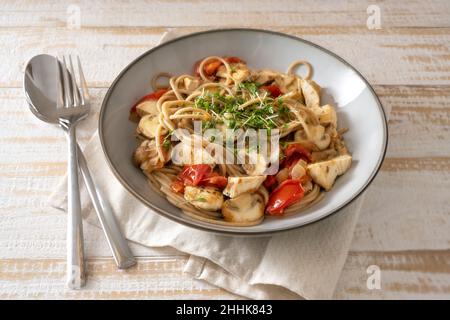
xmin=24 ymin=54 xmax=136 ymax=270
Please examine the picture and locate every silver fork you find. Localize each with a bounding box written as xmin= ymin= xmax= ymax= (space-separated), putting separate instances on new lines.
xmin=56 ymin=55 xmax=89 ymax=289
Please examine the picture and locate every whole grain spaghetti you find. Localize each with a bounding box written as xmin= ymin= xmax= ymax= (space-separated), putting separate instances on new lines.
xmin=129 ymin=56 xmax=352 ymax=226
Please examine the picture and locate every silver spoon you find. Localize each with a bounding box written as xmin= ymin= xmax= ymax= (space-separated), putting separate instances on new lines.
xmin=24 ymin=54 xmax=136 ymax=271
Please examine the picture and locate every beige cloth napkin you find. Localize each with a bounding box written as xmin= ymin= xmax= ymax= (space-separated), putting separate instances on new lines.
xmin=50 ymin=29 xmax=390 ymax=299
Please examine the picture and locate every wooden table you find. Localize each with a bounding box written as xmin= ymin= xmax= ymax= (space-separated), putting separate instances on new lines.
xmin=0 ymin=0 xmax=449 ymax=299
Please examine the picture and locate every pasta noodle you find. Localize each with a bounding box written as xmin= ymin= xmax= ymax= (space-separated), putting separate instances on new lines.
xmin=129 ymin=56 xmax=352 ymax=226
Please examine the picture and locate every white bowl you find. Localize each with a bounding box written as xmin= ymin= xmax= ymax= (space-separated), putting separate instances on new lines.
xmin=99 ymin=29 xmax=388 ymax=235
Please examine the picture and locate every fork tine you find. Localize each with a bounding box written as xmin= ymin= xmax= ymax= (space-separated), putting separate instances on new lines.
xmin=76 ymin=56 xmax=89 ymax=105
xmin=61 ymin=56 xmax=73 ymax=108
xmin=68 ymin=55 xmax=81 ymax=107
xmin=56 ymin=58 xmax=65 ymax=109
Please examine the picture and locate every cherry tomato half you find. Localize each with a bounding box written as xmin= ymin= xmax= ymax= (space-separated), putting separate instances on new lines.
xmin=265 ymin=179 xmax=304 ymax=215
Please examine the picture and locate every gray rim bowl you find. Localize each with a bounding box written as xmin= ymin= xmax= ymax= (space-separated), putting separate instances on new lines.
xmin=99 ymin=28 xmax=388 ymax=236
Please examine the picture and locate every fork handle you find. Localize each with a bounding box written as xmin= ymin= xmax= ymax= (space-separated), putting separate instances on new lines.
xmin=65 ymin=123 xmax=86 ymax=289
xmin=77 ymin=146 xmax=136 ymax=269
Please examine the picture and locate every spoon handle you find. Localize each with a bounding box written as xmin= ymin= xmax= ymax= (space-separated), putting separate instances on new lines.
xmin=77 ymin=145 xmax=136 ymax=269
xmin=66 ymin=125 xmax=86 ymax=289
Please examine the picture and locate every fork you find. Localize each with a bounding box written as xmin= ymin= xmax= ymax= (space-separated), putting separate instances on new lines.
xmin=56 ymin=55 xmax=89 ymax=289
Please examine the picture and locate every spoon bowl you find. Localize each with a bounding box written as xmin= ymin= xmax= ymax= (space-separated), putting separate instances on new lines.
xmin=24 ymin=54 xmax=60 ymax=123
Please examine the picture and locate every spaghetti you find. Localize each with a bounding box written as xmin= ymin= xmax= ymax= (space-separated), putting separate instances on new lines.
xmin=129 ymin=56 xmax=352 ymax=226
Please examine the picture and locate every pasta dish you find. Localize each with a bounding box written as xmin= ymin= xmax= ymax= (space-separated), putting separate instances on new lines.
xmin=129 ymin=56 xmax=352 ymax=226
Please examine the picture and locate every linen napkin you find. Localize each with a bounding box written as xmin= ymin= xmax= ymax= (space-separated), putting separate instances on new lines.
xmin=50 ymin=29 xmax=390 ymax=299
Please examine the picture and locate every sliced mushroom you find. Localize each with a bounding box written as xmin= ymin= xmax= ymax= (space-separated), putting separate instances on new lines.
xmin=183 ymin=77 xmax=201 ymax=91
xmin=314 ymin=104 xmax=337 ymax=127
xmin=223 ymin=175 xmax=266 ymax=198
xmin=307 ymin=155 xmax=352 ymax=191
xmin=256 ymin=186 xmax=269 ymax=205
xmin=275 ymin=167 xmax=289 ymax=184
xmin=300 ymin=79 xmax=321 ymax=108
xmin=294 ymin=123 xmax=330 ymax=151
xmin=293 ymin=130 xmax=318 ymax=151
xmin=222 ymin=193 xmax=265 ymax=223
xmin=232 ymin=65 xmax=251 ymax=83
xmin=133 ymin=139 xmax=165 ymax=173
xmin=136 ymin=100 xmax=159 ymax=118
xmin=217 ymin=63 xmax=250 ymax=83
xmin=308 ymin=125 xmax=331 ymax=150
xmin=171 ymin=141 xmax=216 ymax=166
xmin=303 ymin=180 xmax=313 ymax=193
xmin=184 ymin=186 xmax=224 ymax=211
xmin=137 ymin=114 xmax=166 ymax=139
xmin=334 ymin=138 xmax=349 ymax=156
xmin=250 ymin=69 xmax=278 ymax=85
xmin=215 ymin=65 xmax=228 ymax=78
xmin=242 ymin=153 xmax=268 ymax=176
xmin=275 ymin=74 xmax=296 ymax=91
xmin=129 ymin=110 xmax=140 ymax=123
xmin=311 ymin=148 xmax=338 ymax=162
xmin=275 ymin=75 xmax=303 ymax=101
xmin=290 ymin=160 xmax=306 ymax=180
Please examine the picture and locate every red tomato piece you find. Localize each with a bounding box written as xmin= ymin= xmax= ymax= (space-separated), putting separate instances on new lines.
xmin=265 ymin=179 xmax=304 ymax=215
xmin=224 ymin=56 xmax=245 ymax=64
xmin=193 ymin=59 xmax=222 ymax=77
xmin=263 ymin=175 xmax=278 ymax=190
xmin=203 ymin=60 xmax=222 ymax=76
xmin=194 ymin=56 xmax=245 ymax=77
xmin=200 ymin=175 xmax=228 ymax=189
xmin=170 ymin=180 xmax=185 ymax=194
xmin=130 ymin=88 xmax=168 ymax=112
xmin=178 ymin=164 xmax=212 ymax=186
xmin=144 ymin=88 xmax=169 ymax=100
xmin=283 ymin=143 xmax=312 ymax=167
xmin=176 ymin=165 xmax=227 ymax=190
xmin=261 ymin=85 xmax=282 ymax=98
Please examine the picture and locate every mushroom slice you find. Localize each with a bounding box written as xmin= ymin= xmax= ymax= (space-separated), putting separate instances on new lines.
xmin=242 ymin=153 xmax=268 ymax=176
xmin=300 ymin=79 xmax=321 ymax=108
xmin=311 ymin=148 xmax=338 ymax=162
xmin=251 ymin=69 xmax=278 ymax=85
xmin=307 ymin=155 xmax=352 ymax=191
xmin=136 ymin=100 xmax=159 ymax=118
xmin=275 ymin=167 xmax=289 ymax=184
xmin=222 ymin=193 xmax=265 ymax=223
xmin=184 ymin=77 xmax=201 ymax=91
xmin=290 ymin=160 xmax=306 ymax=180
xmin=275 ymin=75 xmax=303 ymax=101
xmin=133 ymin=139 xmax=165 ymax=173
xmin=315 ymin=104 xmax=337 ymax=127
xmin=137 ymin=114 xmax=166 ymax=139
xmin=275 ymin=74 xmax=297 ymax=92
xmin=184 ymin=186 xmax=224 ymax=211
xmin=223 ymin=176 xmax=266 ymax=198
xmin=232 ymin=66 xmax=251 ymax=83
xmin=217 ymin=63 xmax=250 ymax=82
xmin=308 ymin=125 xmax=331 ymax=150
xmin=171 ymin=141 xmax=215 ymax=166
xmin=256 ymin=186 xmax=269 ymax=205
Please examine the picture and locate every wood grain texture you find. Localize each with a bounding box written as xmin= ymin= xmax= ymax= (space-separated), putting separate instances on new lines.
xmin=335 ymin=250 xmax=450 ymax=299
xmin=0 ymin=0 xmax=449 ymax=299
xmin=1 ymin=26 xmax=450 ymax=87
xmin=0 ymin=257 xmax=238 ymax=299
xmin=1 ymin=0 xmax=450 ymax=28
xmin=1 ymin=250 xmax=448 ymax=299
